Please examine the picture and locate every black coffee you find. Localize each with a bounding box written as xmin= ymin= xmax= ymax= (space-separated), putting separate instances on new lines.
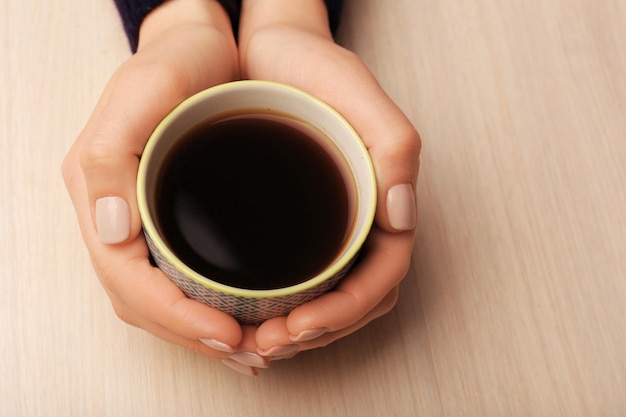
xmin=155 ymin=112 xmax=354 ymax=290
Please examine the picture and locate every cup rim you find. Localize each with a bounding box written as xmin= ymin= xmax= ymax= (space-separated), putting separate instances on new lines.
xmin=137 ymin=80 xmax=376 ymax=299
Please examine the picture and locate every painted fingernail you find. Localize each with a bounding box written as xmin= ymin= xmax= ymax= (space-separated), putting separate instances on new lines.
xmin=229 ymin=352 xmax=269 ymax=369
xmin=289 ymin=327 xmax=329 ymax=342
xmin=221 ymin=358 xmax=258 ymax=377
xmin=271 ymin=351 xmax=299 ymax=361
xmin=258 ymin=344 xmax=299 ymax=359
xmin=199 ymin=338 xmax=234 ymax=353
xmin=96 ymin=196 xmax=130 ymax=244
xmin=387 ymin=183 xmax=416 ymax=231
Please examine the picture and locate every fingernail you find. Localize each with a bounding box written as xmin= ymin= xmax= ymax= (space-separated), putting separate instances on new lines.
xmin=258 ymin=344 xmax=299 ymax=359
xmin=199 ymin=338 xmax=235 ymax=353
xmin=221 ymin=358 xmax=258 ymax=377
xmin=387 ymin=183 xmax=416 ymax=231
xmin=229 ymin=352 xmax=269 ymax=369
xmin=289 ymin=327 xmax=329 ymax=342
xmin=271 ymin=351 xmax=299 ymax=361
xmin=96 ymin=196 xmax=130 ymax=244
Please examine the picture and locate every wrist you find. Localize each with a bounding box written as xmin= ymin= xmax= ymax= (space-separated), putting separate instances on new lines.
xmin=138 ymin=0 xmax=234 ymax=50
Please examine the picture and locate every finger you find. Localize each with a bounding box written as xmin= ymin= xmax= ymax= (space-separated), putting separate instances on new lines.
xmin=256 ymin=286 xmax=399 ymax=358
xmin=125 ymin=303 xmax=261 ymax=377
xmin=106 ymin=294 xmax=234 ymax=361
xmin=256 ymin=316 xmax=291 ymax=351
xmin=108 ymin=295 xmax=266 ymax=379
xmin=225 ymin=325 xmax=269 ymax=371
xmin=255 ymin=316 xmax=297 ymax=358
xmin=367 ymin=126 xmax=421 ymax=232
xmin=78 ymin=9 xmax=239 ymax=245
xmin=101 ymin=243 xmax=244 ymax=348
xmin=285 ymin=228 xmax=414 ymax=341
xmin=296 ymin=285 xmax=400 ymax=351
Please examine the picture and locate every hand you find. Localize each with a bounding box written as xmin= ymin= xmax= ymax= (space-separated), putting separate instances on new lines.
xmin=238 ymin=0 xmax=421 ymax=359
xmin=62 ymin=0 xmax=267 ymax=376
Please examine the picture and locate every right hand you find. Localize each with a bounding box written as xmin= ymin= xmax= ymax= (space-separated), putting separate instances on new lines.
xmin=237 ymin=0 xmax=421 ymax=359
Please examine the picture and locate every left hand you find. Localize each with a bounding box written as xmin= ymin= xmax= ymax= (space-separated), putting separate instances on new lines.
xmin=238 ymin=0 xmax=422 ymax=359
xmin=62 ymin=0 xmax=267 ymax=376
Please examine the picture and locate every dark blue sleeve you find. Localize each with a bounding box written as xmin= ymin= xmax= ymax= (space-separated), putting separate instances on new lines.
xmin=113 ymin=0 xmax=344 ymax=53
xmin=325 ymin=0 xmax=344 ymax=36
xmin=113 ymin=0 xmax=240 ymax=52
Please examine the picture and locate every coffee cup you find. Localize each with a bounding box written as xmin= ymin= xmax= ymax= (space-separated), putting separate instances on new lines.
xmin=137 ymin=80 xmax=376 ymax=324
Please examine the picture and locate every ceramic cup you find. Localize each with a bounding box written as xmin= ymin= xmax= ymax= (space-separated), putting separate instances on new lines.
xmin=137 ymin=80 xmax=376 ymax=324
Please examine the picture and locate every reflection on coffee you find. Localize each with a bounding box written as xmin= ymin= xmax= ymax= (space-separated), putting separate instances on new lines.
xmin=155 ymin=112 xmax=355 ymax=290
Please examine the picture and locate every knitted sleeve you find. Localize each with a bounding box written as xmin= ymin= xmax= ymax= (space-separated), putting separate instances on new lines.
xmin=113 ymin=0 xmax=344 ymax=53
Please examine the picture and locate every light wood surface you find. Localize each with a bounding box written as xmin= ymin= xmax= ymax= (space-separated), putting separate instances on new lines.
xmin=2 ymin=0 xmax=625 ymax=415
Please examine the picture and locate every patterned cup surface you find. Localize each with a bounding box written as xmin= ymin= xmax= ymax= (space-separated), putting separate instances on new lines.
xmin=145 ymin=233 xmax=356 ymax=324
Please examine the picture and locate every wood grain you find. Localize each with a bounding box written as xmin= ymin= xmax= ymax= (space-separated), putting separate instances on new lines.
xmin=2 ymin=0 xmax=624 ymax=415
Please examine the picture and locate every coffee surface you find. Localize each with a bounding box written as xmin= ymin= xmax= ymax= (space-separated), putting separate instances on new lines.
xmin=156 ymin=113 xmax=352 ymax=290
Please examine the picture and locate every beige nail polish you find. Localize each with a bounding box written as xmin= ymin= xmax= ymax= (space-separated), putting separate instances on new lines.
xmin=289 ymin=327 xmax=329 ymax=342
xmin=221 ymin=358 xmax=258 ymax=377
xmin=199 ymin=338 xmax=234 ymax=353
xmin=258 ymin=344 xmax=299 ymax=358
xmin=386 ymin=183 xmax=416 ymax=231
xmin=96 ymin=196 xmax=130 ymax=244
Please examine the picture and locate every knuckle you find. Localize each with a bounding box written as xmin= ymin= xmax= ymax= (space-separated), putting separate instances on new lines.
xmin=380 ymin=287 xmax=400 ymax=315
xmin=110 ymin=298 xmax=138 ymax=327
xmin=78 ymin=59 xmax=191 ymax=178
xmin=79 ymin=129 xmax=121 ymax=175
xmin=93 ymin=262 xmax=117 ymax=293
xmin=396 ymin=255 xmax=413 ymax=280
xmin=165 ymin=297 xmax=197 ymax=330
xmin=405 ymin=129 xmax=422 ymax=161
xmin=381 ymin=126 xmax=422 ymax=161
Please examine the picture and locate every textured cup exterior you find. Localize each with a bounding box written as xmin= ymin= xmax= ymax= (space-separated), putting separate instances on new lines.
xmin=144 ymin=232 xmax=355 ymax=324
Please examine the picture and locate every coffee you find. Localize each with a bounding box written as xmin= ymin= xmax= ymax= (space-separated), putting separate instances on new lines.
xmin=155 ymin=111 xmax=355 ymax=290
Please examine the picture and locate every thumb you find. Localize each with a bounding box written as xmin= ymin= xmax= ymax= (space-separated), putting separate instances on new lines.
xmin=312 ymin=63 xmax=422 ymax=233
xmin=78 ymin=27 xmax=239 ymax=245
xmin=78 ymin=61 xmax=187 ymax=245
xmin=366 ymin=121 xmax=421 ymax=232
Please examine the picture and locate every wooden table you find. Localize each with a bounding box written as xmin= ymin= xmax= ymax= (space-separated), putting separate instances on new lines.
xmin=2 ymin=0 xmax=625 ymax=415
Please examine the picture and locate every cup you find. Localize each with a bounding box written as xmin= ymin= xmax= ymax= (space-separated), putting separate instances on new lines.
xmin=137 ymin=80 xmax=376 ymax=324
